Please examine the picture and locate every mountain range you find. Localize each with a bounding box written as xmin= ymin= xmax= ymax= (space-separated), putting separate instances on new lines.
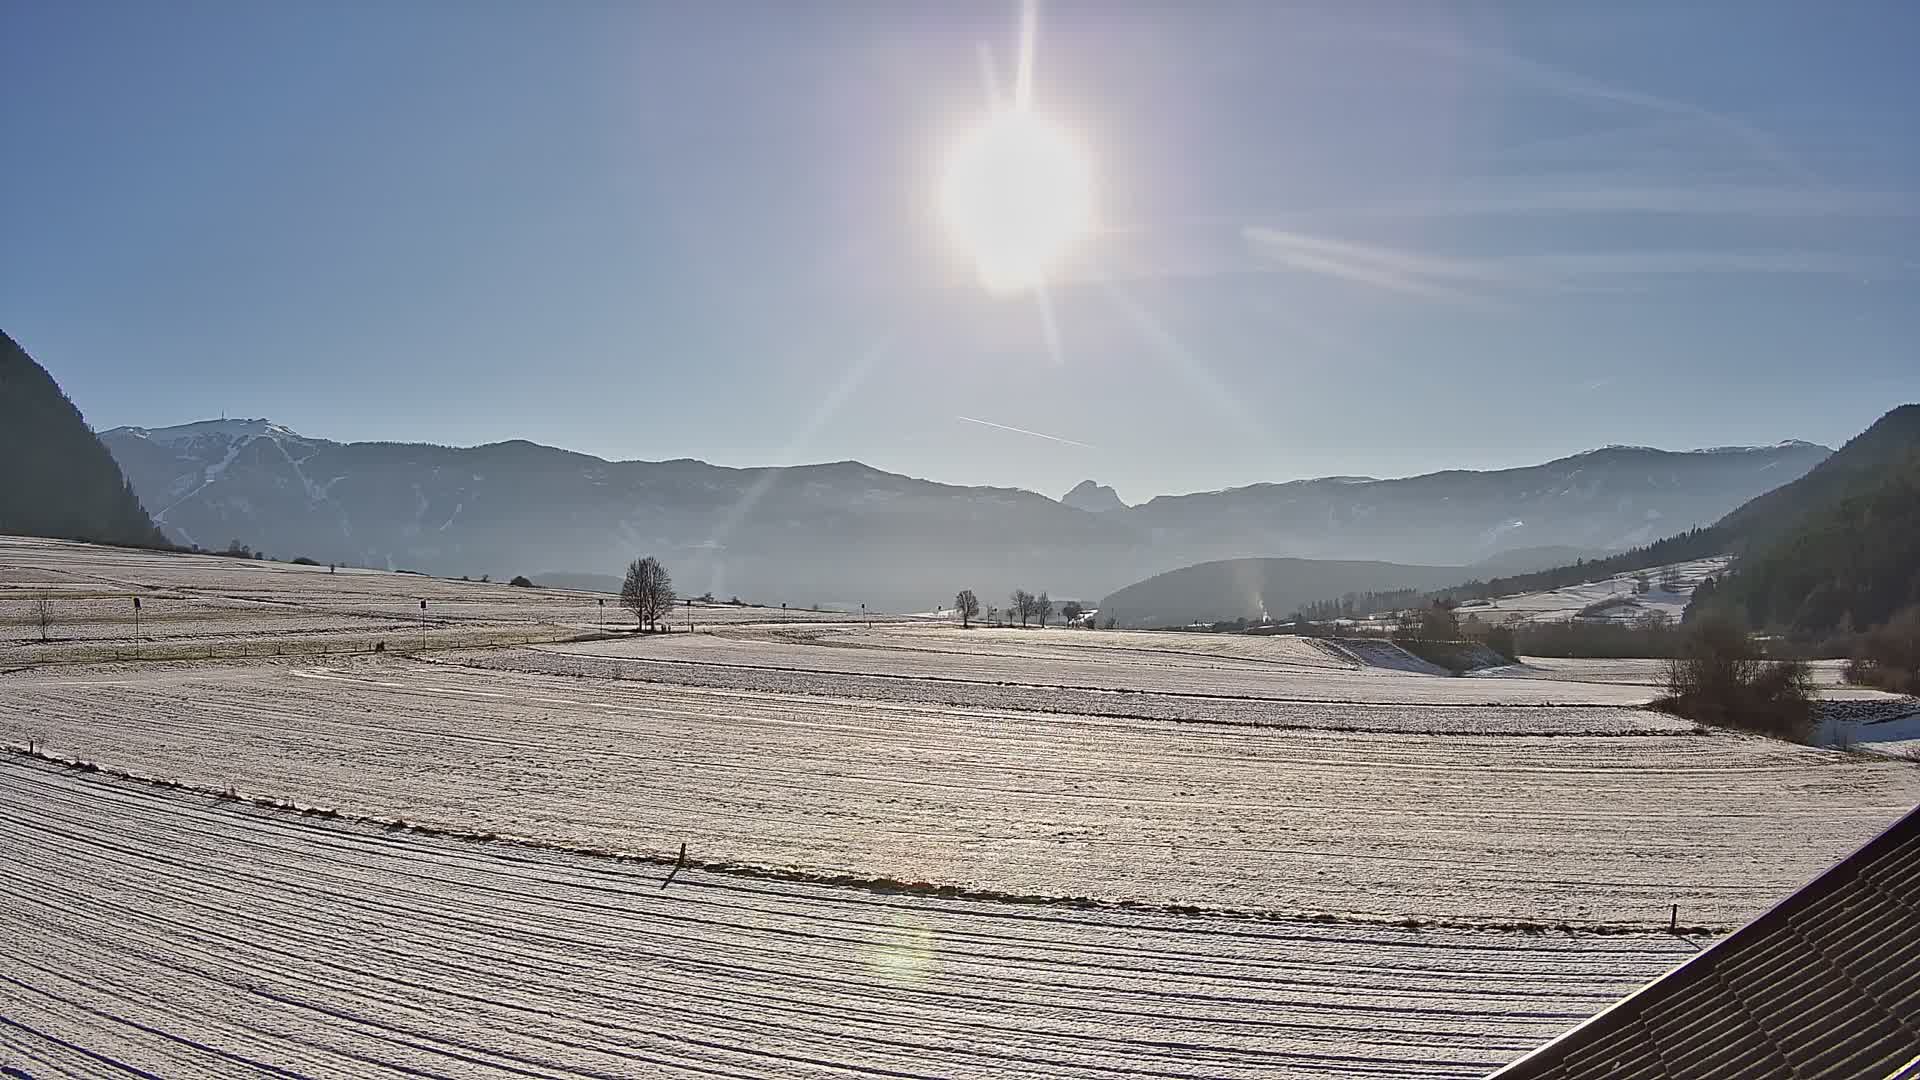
xmin=98 ymin=417 xmax=1830 ymax=612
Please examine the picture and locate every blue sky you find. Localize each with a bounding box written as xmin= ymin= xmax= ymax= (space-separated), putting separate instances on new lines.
xmin=5 ymin=1 xmax=1916 ymax=502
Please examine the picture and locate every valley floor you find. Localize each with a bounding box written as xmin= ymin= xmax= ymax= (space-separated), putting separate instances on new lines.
xmin=4 ymin=536 xmax=1919 ymax=1077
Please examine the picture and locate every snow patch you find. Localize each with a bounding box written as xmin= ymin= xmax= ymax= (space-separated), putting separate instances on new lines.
xmin=113 ymin=418 xmax=306 ymax=444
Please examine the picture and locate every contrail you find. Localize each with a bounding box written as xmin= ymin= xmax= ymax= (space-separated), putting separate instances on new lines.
xmin=957 ymin=415 xmax=1095 ymax=450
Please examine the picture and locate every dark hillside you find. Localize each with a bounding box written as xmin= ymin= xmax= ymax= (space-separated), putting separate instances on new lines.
xmin=1710 ymin=452 xmax=1920 ymax=634
xmin=0 ymin=330 xmax=167 ymax=548
xmin=1716 ymin=405 xmax=1920 ymax=549
xmin=1100 ymin=557 xmax=1467 ymax=628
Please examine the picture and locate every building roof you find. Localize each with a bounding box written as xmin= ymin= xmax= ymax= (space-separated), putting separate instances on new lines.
xmin=1489 ymin=802 xmax=1920 ymax=1080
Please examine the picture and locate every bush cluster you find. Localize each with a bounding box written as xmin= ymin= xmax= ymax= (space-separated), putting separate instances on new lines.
xmin=1656 ymin=613 xmax=1815 ymax=740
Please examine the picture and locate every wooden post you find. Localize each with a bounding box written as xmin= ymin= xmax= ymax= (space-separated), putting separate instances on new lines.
xmin=1670 ymin=904 xmax=1678 ymax=932
xmin=662 ymin=842 xmax=688 ymax=889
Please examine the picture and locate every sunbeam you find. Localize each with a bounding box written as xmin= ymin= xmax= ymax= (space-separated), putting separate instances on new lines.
xmin=1098 ymin=277 xmax=1264 ymax=444
xmin=699 ymin=344 xmax=883 ymax=594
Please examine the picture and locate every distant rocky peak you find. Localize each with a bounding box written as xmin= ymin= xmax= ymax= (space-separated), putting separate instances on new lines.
xmin=1062 ymin=479 xmax=1126 ymax=513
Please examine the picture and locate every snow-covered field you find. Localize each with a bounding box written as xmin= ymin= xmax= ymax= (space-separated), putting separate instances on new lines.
xmin=1456 ymin=556 xmax=1732 ymax=627
xmin=550 ymin=630 xmax=1658 ymax=705
xmin=0 ymin=535 xmax=873 ymax=662
xmin=10 ymin=651 xmax=1918 ymax=928
xmin=1 ymin=758 xmax=1698 ymax=1079
xmin=4 ymin=537 xmax=1919 ymax=1078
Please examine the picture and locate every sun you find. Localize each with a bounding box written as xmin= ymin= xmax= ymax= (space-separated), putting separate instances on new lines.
xmin=938 ymin=106 xmax=1093 ymax=293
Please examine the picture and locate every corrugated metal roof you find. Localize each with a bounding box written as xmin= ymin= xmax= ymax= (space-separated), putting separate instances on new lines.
xmin=1489 ymin=803 xmax=1920 ymax=1079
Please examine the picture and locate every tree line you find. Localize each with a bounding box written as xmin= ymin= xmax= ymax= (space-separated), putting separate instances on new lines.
xmin=950 ymin=588 xmax=1084 ymax=629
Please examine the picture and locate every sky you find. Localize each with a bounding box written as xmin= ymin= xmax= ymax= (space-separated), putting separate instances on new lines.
xmin=4 ymin=1 xmax=1918 ymax=503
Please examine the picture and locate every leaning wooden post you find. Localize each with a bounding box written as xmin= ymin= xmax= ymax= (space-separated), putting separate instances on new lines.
xmin=661 ymin=842 xmax=688 ymax=889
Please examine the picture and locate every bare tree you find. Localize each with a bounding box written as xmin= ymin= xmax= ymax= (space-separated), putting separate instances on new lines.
xmin=953 ymin=589 xmax=980 ymax=629
xmin=620 ymin=556 xmax=675 ymax=631
xmin=36 ymin=592 xmax=52 ymax=642
xmin=1061 ymin=600 xmax=1083 ymax=626
xmin=1033 ymin=592 xmax=1053 ymax=628
xmin=1010 ymin=589 xmax=1034 ymax=627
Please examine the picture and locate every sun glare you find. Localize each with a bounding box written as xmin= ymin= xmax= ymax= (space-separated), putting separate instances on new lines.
xmin=938 ymin=106 xmax=1093 ymax=293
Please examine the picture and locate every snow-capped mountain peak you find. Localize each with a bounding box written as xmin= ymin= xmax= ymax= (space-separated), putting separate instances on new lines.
xmin=109 ymin=418 xmax=307 ymax=445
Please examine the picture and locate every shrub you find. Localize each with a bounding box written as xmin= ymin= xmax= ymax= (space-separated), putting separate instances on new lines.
xmin=1845 ymin=605 xmax=1920 ymax=693
xmin=1657 ymin=613 xmax=1815 ymax=740
xmin=291 ymin=556 xmax=319 ymax=566
xmin=509 ymin=575 xmax=534 ymax=588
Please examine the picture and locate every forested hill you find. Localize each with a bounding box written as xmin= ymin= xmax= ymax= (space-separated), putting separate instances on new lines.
xmin=0 ymin=330 xmax=167 ymax=548
xmin=1430 ymin=405 xmax=1920 ymax=634
xmin=1715 ymin=404 xmax=1920 ymax=549
xmin=1708 ymin=412 xmax=1919 ymax=634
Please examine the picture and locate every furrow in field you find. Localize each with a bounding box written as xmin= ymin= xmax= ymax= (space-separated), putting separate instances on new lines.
xmin=1 ymin=759 xmax=1692 ymax=1079
xmin=542 ymin=634 xmax=1656 ymax=707
xmin=7 ymin=656 xmax=1916 ymax=926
